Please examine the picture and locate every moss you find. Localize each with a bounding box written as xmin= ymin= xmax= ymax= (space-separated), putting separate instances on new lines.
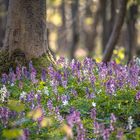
xmin=0 ymin=49 xmax=56 ymax=75
xmin=0 ymin=49 xmax=27 ymax=74
xmin=32 ymin=53 xmax=56 ymax=74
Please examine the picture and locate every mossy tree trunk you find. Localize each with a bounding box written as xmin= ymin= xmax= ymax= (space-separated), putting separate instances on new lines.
xmin=0 ymin=0 xmax=56 ymax=73
xmin=3 ymin=0 xmax=48 ymax=60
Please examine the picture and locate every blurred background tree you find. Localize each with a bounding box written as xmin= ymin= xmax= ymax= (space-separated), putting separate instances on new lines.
xmin=0 ymin=0 xmax=140 ymax=62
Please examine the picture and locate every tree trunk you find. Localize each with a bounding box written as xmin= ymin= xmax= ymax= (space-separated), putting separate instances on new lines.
xmin=126 ymin=4 xmax=138 ymax=62
xmin=0 ymin=0 xmax=9 ymax=48
xmin=3 ymin=0 xmax=48 ymax=60
xmin=100 ymin=0 xmax=107 ymax=52
xmin=102 ymin=0 xmax=127 ymax=62
xmin=84 ymin=0 xmax=101 ymax=58
xmin=70 ymin=0 xmax=79 ymax=59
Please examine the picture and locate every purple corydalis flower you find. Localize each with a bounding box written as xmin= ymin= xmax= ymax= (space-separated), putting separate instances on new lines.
xmin=30 ymin=68 xmax=38 ymax=84
xmin=106 ymin=78 xmax=116 ymax=95
xmin=48 ymin=65 xmax=56 ymax=79
xmin=93 ymin=121 xmax=100 ymax=134
xmin=0 ymin=107 xmax=10 ymax=126
xmin=19 ymin=81 xmax=23 ymax=89
xmin=1 ymin=73 xmax=8 ymax=84
xmin=16 ymin=66 xmax=22 ymax=80
xmin=67 ymin=108 xmax=85 ymax=140
xmin=109 ymin=113 xmax=116 ymax=131
xmin=67 ymin=109 xmax=81 ymax=127
xmin=62 ymin=80 xmax=67 ymax=88
xmin=102 ymin=129 xmax=110 ymax=140
xmin=116 ymin=130 xmax=123 ymax=140
xmin=41 ymin=69 xmax=46 ymax=82
xmin=9 ymin=69 xmax=16 ymax=84
xmin=47 ymin=100 xmax=53 ymax=111
xmin=136 ymin=91 xmax=140 ymax=101
xmin=83 ymin=57 xmax=94 ymax=73
xmin=110 ymin=113 xmax=116 ymax=123
xmin=71 ymin=89 xmax=77 ymax=96
xmin=26 ymin=91 xmax=35 ymax=102
xmin=91 ymin=108 xmax=96 ymax=120
xmin=90 ymin=75 xmax=96 ymax=86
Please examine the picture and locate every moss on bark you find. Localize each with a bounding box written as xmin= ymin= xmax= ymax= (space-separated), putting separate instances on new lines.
xmin=0 ymin=49 xmax=56 ymax=75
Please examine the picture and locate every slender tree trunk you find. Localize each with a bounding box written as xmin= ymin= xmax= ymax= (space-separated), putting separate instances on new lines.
xmin=107 ymin=0 xmax=115 ymax=42
xmin=101 ymin=0 xmax=116 ymax=53
xmin=85 ymin=0 xmax=101 ymax=58
xmin=100 ymin=0 xmax=108 ymax=52
xmin=70 ymin=0 xmax=79 ymax=59
xmin=0 ymin=18 xmax=3 ymax=47
xmin=102 ymin=0 xmax=127 ymax=62
xmin=3 ymin=0 xmax=48 ymax=60
xmin=126 ymin=4 xmax=138 ymax=62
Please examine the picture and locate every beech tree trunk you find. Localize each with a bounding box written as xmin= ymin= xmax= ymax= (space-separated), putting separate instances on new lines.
xmin=3 ymin=0 xmax=48 ymax=60
xmin=102 ymin=0 xmax=127 ymax=62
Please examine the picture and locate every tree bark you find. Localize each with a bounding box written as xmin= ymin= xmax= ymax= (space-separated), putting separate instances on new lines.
xmin=100 ymin=0 xmax=107 ymax=52
xmin=102 ymin=0 xmax=127 ymax=62
xmin=3 ymin=0 xmax=48 ymax=60
xmin=126 ymin=4 xmax=138 ymax=62
xmin=85 ymin=0 xmax=101 ymax=58
xmin=0 ymin=0 xmax=9 ymax=48
xmin=70 ymin=0 xmax=79 ymax=59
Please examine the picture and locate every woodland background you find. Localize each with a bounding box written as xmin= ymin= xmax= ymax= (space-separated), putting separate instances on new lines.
xmin=0 ymin=0 xmax=140 ymax=62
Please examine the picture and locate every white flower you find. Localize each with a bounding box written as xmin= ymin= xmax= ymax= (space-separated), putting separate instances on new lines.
xmin=19 ymin=91 xmax=27 ymax=100
xmin=127 ymin=116 xmax=133 ymax=130
xmin=0 ymin=85 xmax=9 ymax=103
xmin=37 ymin=90 xmax=41 ymax=93
xmin=92 ymin=102 xmax=96 ymax=107
xmin=44 ymin=86 xmax=49 ymax=95
xmin=63 ymin=100 xmax=68 ymax=106
xmin=11 ymin=83 xmax=14 ymax=86
xmin=65 ymin=58 xmax=69 ymax=68
xmin=97 ymin=89 xmax=102 ymax=94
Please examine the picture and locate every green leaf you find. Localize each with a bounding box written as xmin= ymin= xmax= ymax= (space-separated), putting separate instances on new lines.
xmin=8 ymin=100 xmax=25 ymax=112
xmin=2 ymin=129 xmax=23 ymax=139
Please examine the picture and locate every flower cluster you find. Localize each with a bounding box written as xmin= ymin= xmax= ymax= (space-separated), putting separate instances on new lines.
xmin=0 ymin=58 xmax=140 ymax=140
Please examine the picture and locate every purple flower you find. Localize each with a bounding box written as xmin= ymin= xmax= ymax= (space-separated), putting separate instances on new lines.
xmin=47 ymin=100 xmax=53 ymax=111
xmin=16 ymin=66 xmax=22 ymax=80
xmin=67 ymin=109 xmax=81 ymax=127
xmin=71 ymin=89 xmax=77 ymax=96
xmin=30 ymin=68 xmax=38 ymax=84
xmin=136 ymin=91 xmax=140 ymax=101
xmin=93 ymin=121 xmax=100 ymax=134
xmin=102 ymin=129 xmax=110 ymax=140
xmin=41 ymin=69 xmax=47 ymax=82
xmin=0 ymin=107 xmax=10 ymax=126
xmin=110 ymin=113 xmax=116 ymax=123
xmin=67 ymin=108 xmax=85 ymax=140
xmin=106 ymin=78 xmax=116 ymax=95
xmin=62 ymin=80 xmax=67 ymax=88
xmin=9 ymin=70 xmax=16 ymax=84
xmin=90 ymin=75 xmax=96 ymax=86
xmin=1 ymin=73 xmax=8 ymax=84
xmin=116 ymin=130 xmax=123 ymax=140
xmin=91 ymin=108 xmax=96 ymax=120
